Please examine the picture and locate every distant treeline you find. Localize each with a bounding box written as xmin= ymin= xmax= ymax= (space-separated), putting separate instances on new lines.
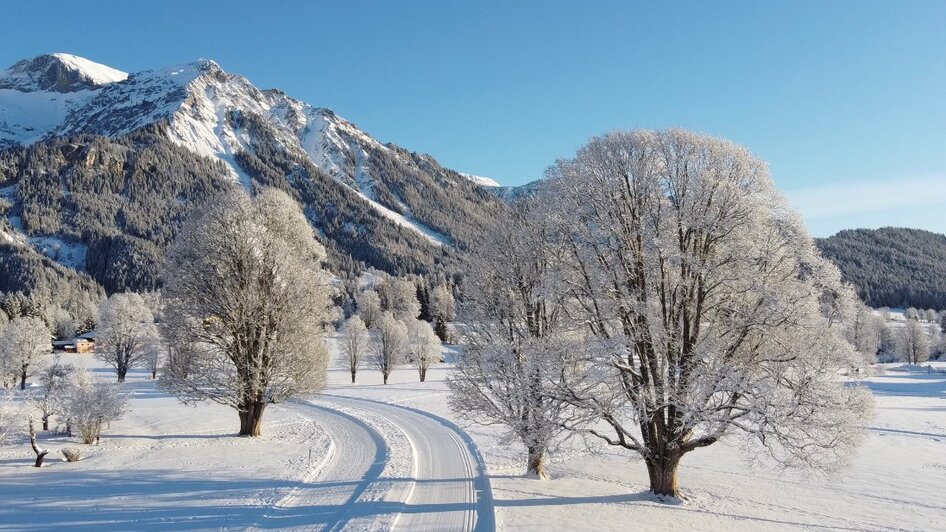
xmin=817 ymin=227 xmax=946 ymax=310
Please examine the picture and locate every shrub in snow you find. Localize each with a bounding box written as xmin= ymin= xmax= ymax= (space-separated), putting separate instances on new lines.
xmin=60 ymin=369 xmax=129 ymax=444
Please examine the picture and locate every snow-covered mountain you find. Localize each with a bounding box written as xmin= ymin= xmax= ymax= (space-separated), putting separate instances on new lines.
xmin=458 ymin=173 xmax=500 ymax=188
xmin=0 ymin=53 xmax=506 ymax=291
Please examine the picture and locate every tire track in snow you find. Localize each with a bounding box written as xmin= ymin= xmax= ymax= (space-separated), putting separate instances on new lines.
xmin=321 ymin=394 xmax=496 ymax=532
xmin=249 ymin=399 xmax=391 ymax=531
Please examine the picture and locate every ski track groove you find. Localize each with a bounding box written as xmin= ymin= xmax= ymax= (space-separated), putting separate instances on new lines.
xmin=320 ymin=393 xmax=496 ymax=532
xmin=249 ymin=398 xmax=393 ymax=531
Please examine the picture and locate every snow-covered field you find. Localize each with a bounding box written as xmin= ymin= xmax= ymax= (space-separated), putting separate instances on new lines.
xmin=1 ymin=340 xmax=943 ymax=531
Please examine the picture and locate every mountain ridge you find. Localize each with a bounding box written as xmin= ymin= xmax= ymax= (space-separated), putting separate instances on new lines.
xmin=0 ymin=53 xmax=507 ymax=292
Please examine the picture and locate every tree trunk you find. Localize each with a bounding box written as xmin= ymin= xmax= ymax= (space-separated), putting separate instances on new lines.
xmin=526 ymin=446 xmax=548 ymax=479
xmin=29 ymin=418 xmax=48 ymax=467
xmin=42 ymin=414 xmax=49 ymax=431
xmin=238 ymin=401 xmax=266 ymax=436
xmin=151 ymin=369 xmax=157 ymax=380
xmin=350 ymin=370 xmax=356 ymax=383
xmin=117 ymin=361 xmax=127 ymax=383
xmin=19 ymin=368 xmax=27 ymax=390
xmin=419 ymin=367 xmax=427 ymax=382
xmin=435 ymin=317 xmax=447 ymax=342
xmin=383 ymin=371 xmax=389 ymax=385
xmin=645 ymin=453 xmax=682 ymax=498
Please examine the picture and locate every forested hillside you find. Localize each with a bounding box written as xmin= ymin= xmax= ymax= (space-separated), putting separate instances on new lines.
xmin=0 ymin=120 xmax=505 ymax=293
xmin=0 ymin=54 xmax=508 ymax=295
xmin=0 ymin=125 xmax=234 ymax=292
xmin=817 ymin=227 xmax=946 ymax=310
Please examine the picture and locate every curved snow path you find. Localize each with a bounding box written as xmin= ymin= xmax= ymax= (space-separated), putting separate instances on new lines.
xmin=262 ymin=394 xmax=495 ymax=531
xmin=320 ymin=394 xmax=496 ymax=532
xmin=251 ymin=401 xmax=390 ymax=531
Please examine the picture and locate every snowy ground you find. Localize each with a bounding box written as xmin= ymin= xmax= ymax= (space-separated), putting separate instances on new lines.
xmin=0 ymin=342 xmax=943 ymax=531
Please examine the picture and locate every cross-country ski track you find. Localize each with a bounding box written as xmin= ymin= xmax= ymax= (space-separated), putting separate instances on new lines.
xmin=254 ymin=393 xmax=496 ymax=531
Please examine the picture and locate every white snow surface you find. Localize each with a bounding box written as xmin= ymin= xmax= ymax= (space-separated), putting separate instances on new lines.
xmin=48 ymin=53 xmax=129 ymax=85
xmin=1 ymin=335 xmax=944 ymax=531
xmin=0 ymin=88 xmax=94 ymax=145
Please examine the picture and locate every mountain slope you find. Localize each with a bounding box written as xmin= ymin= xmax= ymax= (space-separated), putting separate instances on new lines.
xmin=816 ymin=227 xmax=946 ymax=310
xmin=0 ymin=54 xmax=506 ymax=290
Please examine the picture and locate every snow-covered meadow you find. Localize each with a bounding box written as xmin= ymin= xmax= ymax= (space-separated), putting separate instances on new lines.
xmin=0 ymin=339 xmax=943 ymax=531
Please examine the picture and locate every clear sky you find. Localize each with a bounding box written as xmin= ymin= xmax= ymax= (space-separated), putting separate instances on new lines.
xmin=3 ymin=1 xmax=945 ymax=237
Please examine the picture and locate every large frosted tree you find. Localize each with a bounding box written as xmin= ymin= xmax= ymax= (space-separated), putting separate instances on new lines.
xmin=161 ymin=187 xmax=332 ymax=436
xmin=543 ymin=129 xmax=872 ymax=497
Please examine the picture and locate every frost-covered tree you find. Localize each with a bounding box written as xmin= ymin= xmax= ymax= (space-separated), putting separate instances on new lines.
xmin=878 ymin=321 xmax=899 ymax=360
xmin=355 ymin=290 xmax=382 ymax=329
xmin=904 ymin=307 xmax=919 ymax=321
xmin=96 ymin=293 xmax=158 ymax=383
xmin=32 ymin=357 xmax=74 ymax=431
xmin=142 ymin=333 xmax=165 ymax=380
xmin=429 ymin=284 xmax=456 ymax=341
xmin=847 ymin=306 xmax=882 ymax=363
xmin=448 ymin=198 xmax=575 ymax=479
xmin=161 ymin=188 xmax=332 ymax=436
xmin=544 ymin=129 xmax=873 ymax=496
xmin=408 ymin=319 xmax=440 ymax=382
xmin=372 ymin=312 xmax=407 ymax=384
xmin=898 ymin=320 xmax=930 ymax=364
xmin=48 ymin=307 xmax=76 ymax=341
xmin=0 ymin=390 xmax=20 ymax=444
xmin=381 ymin=279 xmax=421 ymax=321
xmin=60 ymin=369 xmax=129 ymax=444
xmin=0 ymin=316 xmax=52 ymax=390
xmin=924 ymin=309 xmax=938 ymax=322
xmin=340 ymin=315 xmax=369 ymax=383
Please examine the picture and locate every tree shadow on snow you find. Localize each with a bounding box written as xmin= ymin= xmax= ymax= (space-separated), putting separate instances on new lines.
xmin=0 ymin=469 xmax=311 ymax=530
xmin=494 ymin=489 xmax=867 ymax=531
xmin=859 ymin=372 xmax=946 ymax=398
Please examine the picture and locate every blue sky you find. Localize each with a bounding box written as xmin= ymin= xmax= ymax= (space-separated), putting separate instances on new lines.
xmin=3 ymin=1 xmax=945 ymax=236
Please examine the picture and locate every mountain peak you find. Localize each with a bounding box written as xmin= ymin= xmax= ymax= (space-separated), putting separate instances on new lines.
xmin=0 ymin=53 xmax=128 ymax=92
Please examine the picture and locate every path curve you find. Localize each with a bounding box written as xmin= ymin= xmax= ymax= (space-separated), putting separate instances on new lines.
xmin=251 ymin=400 xmax=390 ymax=531
xmin=319 ymin=394 xmax=496 ymax=532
